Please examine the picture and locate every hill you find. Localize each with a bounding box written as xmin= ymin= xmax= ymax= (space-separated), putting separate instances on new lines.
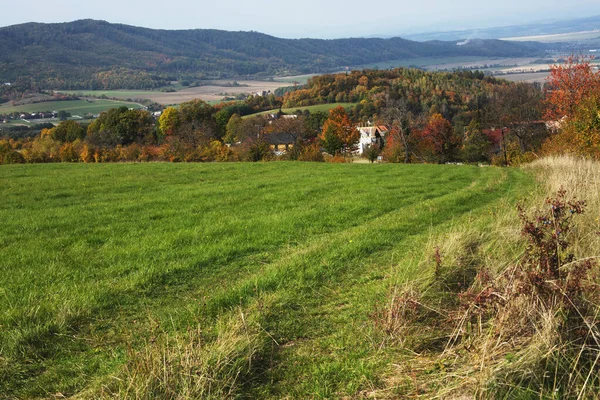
xmin=0 ymin=19 xmax=549 ymax=90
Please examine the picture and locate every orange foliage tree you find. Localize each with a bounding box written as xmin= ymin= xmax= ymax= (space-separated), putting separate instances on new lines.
xmin=319 ymin=106 xmax=358 ymax=155
xmin=545 ymin=55 xmax=600 ymax=121
xmin=544 ymin=55 xmax=600 ymax=157
xmin=420 ymin=113 xmax=461 ymax=163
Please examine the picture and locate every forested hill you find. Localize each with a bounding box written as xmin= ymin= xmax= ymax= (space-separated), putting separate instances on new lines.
xmin=0 ymin=19 xmax=549 ymax=90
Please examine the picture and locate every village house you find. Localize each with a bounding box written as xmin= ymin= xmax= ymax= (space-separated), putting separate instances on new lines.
xmin=356 ymin=125 xmax=388 ymax=154
xmin=263 ymin=132 xmax=297 ymax=154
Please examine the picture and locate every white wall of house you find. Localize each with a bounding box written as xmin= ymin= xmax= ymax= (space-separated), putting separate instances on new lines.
xmin=357 ymin=127 xmax=378 ymax=154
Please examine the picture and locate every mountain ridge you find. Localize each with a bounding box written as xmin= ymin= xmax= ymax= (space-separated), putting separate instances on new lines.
xmin=0 ymin=19 xmax=550 ymax=90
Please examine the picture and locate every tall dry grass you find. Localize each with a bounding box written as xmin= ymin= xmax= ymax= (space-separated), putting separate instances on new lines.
xmin=376 ymin=156 xmax=600 ymax=399
xmin=526 ymin=156 xmax=600 ymax=262
xmin=92 ymin=309 xmax=266 ymax=400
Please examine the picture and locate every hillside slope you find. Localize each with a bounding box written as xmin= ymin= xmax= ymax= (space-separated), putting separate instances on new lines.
xmin=0 ymin=19 xmax=549 ymax=89
xmin=0 ymin=162 xmax=531 ymax=398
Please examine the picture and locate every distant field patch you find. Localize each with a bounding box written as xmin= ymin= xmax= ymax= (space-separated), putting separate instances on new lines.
xmin=58 ymin=90 xmax=158 ymax=98
xmin=274 ymin=73 xmax=331 ymax=85
xmin=353 ymin=56 xmax=489 ymax=70
xmin=248 ymin=103 xmax=357 ymax=117
xmin=502 ymin=30 xmax=600 ymax=42
xmin=60 ymin=80 xmax=288 ymax=105
xmin=501 ymin=71 xmax=551 ymax=83
xmin=0 ymin=99 xmax=143 ymax=115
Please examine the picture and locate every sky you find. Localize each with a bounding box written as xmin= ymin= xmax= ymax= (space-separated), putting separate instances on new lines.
xmin=0 ymin=0 xmax=599 ymax=39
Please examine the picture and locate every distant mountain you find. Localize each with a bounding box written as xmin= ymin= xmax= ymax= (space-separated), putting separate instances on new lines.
xmin=403 ymin=15 xmax=600 ymax=42
xmin=0 ymin=20 xmax=550 ymax=90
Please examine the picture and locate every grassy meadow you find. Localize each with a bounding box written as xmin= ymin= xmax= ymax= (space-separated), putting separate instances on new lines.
xmin=249 ymin=103 xmax=357 ymax=118
xmin=0 ymin=162 xmax=532 ymax=398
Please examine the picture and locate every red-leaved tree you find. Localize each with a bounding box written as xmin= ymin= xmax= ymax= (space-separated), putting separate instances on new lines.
xmin=545 ymin=55 xmax=600 ymax=121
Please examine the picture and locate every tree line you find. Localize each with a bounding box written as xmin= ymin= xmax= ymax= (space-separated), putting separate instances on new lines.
xmin=2 ymin=58 xmax=599 ymax=165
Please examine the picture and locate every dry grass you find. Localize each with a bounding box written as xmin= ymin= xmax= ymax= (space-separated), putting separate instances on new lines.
xmin=91 ymin=308 xmax=267 ymax=400
xmin=375 ymin=156 xmax=600 ymax=399
xmin=526 ymin=156 xmax=600 ymax=261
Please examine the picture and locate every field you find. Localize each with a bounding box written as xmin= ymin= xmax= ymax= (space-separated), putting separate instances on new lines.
xmin=273 ymin=74 xmax=325 ymax=85
xmin=502 ymin=30 xmax=600 ymax=43
xmin=354 ymin=56 xmax=507 ymax=71
xmin=58 ymin=80 xmax=288 ymax=105
xmin=248 ymin=102 xmax=357 ymax=117
xmin=0 ymin=99 xmax=143 ymax=116
xmin=0 ymin=162 xmax=531 ymax=398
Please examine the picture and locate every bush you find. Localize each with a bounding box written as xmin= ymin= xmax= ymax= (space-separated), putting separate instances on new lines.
xmin=362 ymin=144 xmax=381 ymax=163
xmin=59 ymin=142 xmax=79 ymax=162
xmin=297 ymin=143 xmax=324 ymax=162
xmin=119 ymin=143 xmax=142 ymax=162
xmin=0 ymin=140 xmax=24 ymax=164
xmin=326 ymin=154 xmax=349 ymax=163
xmin=244 ymin=139 xmax=272 ymax=162
xmin=22 ymin=136 xmax=61 ymax=163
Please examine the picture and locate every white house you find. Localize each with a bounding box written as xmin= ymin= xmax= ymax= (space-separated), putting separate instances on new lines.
xmin=356 ymin=125 xmax=388 ymax=154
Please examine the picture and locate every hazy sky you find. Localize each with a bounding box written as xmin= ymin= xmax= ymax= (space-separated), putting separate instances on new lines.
xmin=0 ymin=0 xmax=599 ymax=38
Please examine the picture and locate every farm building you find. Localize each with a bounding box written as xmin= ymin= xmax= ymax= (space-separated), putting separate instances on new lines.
xmin=263 ymin=132 xmax=296 ymax=153
xmin=356 ymin=125 xmax=388 ymax=154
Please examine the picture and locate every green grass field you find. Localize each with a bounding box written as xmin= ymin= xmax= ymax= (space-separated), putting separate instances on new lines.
xmin=0 ymin=162 xmax=531 ymax=398
xmin=247 ymin=103 xmax=358 ymax=118
xmin=0 ymin=99 xmax=143 ymax=116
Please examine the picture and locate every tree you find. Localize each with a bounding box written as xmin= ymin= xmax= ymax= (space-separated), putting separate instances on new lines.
xmin=420 ymin=113 xmax=461 ymax=163
xmin=224 ymin=113 xmax=243 ymax=144
xmin=87 ymin=107 xmax=153 ymax=146
xmin=363 ymin=144 xmax=381 ymax=163
xmin=263 ymin=115 xmax=306 ymax=141
xmin=383 ymin=96 xmax=419 ymax=163
xmin=461 ymin=120 xmax=491 ymax=163
xmin=51 ymin=120 xmax=85 ymax=143
xmin=304 ymin=111 xmax=328 ymax=138
xmin=319 ymin=106 xmax=358 ymax=155
xmin=57 ymin=110 xmax=71 ymax=121
xmin=543 ymin=55 xmax=600 ymax=157
xmin=158 ymin=107 xmax=180 ymax=136
xmin=545 ymin=55 xmax=600 ymax=121
xmin=489 ymin=83 xmax=545 ymax=153
xmin=320 ymin=124 xmax=344 ymax=156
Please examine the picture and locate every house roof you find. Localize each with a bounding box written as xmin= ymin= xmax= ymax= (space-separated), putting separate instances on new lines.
xmin=358 ymin=126 xmax=388 ymax=138
xmin=263 ymin=132 xmax=297 ymax=145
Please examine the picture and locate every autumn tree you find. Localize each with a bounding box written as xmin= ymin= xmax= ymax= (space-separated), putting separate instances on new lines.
xmin=87 ymin=107 xmax=153 ymax=147
xmin=488 ymin=83 xmax=545 ymax=153
xmin=461 ymin=119 xmax=491 ymax=163
xmin=319 ymin=106 xmax=358 ymax=155
xmin=545 ymin=55 xmax=600 ymax=121
xmin=420 ymin=113 xmax=461 ymax=163
xmin=543 ymin=55 xmax=600 ymax=157
xmin=158 ymin=107 xmax=180 ymax=136
xmin=263 ymin=115 xmax=307 ymax=141
xmin=382 ymin=96 xmax=420 ymax=163
xmin=224 ymin=113 xmax=243 ymax=144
